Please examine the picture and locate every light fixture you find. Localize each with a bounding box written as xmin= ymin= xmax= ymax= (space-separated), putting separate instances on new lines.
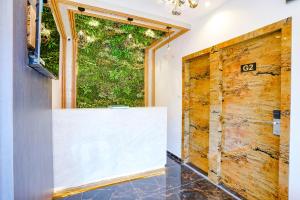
xmin=166 ymin=26 xmax=172 ymax=50
xmin=165 ymin=0 xmax=200 ymax=15
xmin=127 ymin=18 xmax=134 ymax=23
xmin=78 ymin=7 xmax=85 ymax=12
xmin=188 ymin=0 xmax=199 ymax=8
xmin=204 ymin=0 xmax=211 ymax=7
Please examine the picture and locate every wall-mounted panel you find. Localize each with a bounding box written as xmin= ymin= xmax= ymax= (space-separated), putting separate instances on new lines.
xmin=188 ymin=55 xmax=210 ymax=173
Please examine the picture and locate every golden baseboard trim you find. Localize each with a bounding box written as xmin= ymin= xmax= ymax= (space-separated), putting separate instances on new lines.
xmin=52 ymin=168 xmax=165 ymax=199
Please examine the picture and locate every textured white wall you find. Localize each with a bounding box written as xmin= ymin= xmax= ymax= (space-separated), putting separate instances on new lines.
xmin=155 ymin=0 xmax=300 ymax=198
xmin=12 ymin=1 xmax=54 ymax=199
xmin=53 ymin=107 xmax=167 ymax=191
xmin=0 ymin=0 xmax=14 ymax=199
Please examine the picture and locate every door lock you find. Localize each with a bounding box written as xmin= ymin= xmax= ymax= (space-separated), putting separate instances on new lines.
xmin=273 ymin=110 xmax=281 ymax=136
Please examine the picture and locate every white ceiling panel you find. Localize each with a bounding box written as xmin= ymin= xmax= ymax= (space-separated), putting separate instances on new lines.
xmin=84 ymin=0 xmax=230 ymax=24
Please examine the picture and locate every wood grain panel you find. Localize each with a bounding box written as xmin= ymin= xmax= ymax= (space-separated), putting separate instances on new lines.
xmin=208 ymin=48 xmax=223 ymax=184
xmin=221 ymin=31 xmax=282 ymax=200
xmin=187 ymin=55 xmax=210 ymax=173
xmin=182 ymin=62 xmax=190 ymax=162
xmin=182 ymin=18 xmax=291 ymax=200
xmin=278 ymin=18 xmax=291 ymax=200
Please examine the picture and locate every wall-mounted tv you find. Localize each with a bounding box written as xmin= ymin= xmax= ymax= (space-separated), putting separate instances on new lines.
xmin=27 ymin=0 xmax=58 ymax=79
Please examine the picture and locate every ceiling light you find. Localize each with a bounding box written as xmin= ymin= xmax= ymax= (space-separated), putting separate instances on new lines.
xmin=164 ymin=0 xmax=200 ymax=15
xmin=188 ymin=0 xmax=199 ymax=8
xmin=78 ymin=7 xmax=85 ymax=12
xmin=172 ymin=4 xmax=182 ymax=16
xmin=204 ymin=1 xmax=211 ymax=7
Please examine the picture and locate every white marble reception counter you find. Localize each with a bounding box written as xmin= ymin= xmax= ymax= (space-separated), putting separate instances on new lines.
xmin=52 ymin=107 xmax=167 ymax=192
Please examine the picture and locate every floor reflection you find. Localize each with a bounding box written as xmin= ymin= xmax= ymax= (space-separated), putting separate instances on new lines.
xmin=61 ymin=155 xmax=236 ymax=200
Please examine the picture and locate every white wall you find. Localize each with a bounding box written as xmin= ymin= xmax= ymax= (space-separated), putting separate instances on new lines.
xmin=155 ymin=0 xmax=300 ymax=198
xmin=53 ymin=107 xmax=167 ymax=191
xmin=0 ymin=0 xmax=14 ymax=199
xmin=11 ymin=1 xmax=54 ymax=199
xmin=1 ymin=1 xmax=54 ymax=199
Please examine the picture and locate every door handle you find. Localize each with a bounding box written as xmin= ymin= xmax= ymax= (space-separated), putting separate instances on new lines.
xmin=273 ymin=110 xmax=281 ymax=136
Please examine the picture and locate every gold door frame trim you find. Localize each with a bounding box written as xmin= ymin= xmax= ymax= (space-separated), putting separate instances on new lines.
xmin=49 ymin=0 xmax=68 ymax=108
xmin=68 ymin=10 xmax=78 ymax=108
xmin=182 ymin=18 xmax=291 ymax=199
xmin=144 ymin=48 xmax=149 ymax=106
xmin=51 ymin=0 xmax=189 ymax=108
xmin=151 ymin=49 xmax=156 ymax=106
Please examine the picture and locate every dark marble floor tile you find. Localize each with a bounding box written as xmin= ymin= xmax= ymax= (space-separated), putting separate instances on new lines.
xmin=59 ymin=154 xmax=236 ymax=200
xmin=156 ymin=164 xmax=203 ymax=191
xmin=130 ymin=157 xmax=203 ymax=198
xmin=130 ymin=176 xmax=163 ymax=197
xmin=167 ymin=164 xmax=202 ymax=182
xmin=138 ymin=164 xmax=204 ymax=198
xmin=61 ymin=193 xmax=82 ymax=200
xmin=175 ymin=179 xmax=236 ymax=200
xmin=141 ymin=192 xmax=181 ymax=200
xmin=143 ymin=179 xmax=235 ymax=200
xmin=81 ymin=182 xmax=139 ymax=200
xmin=81 ymin=188 xmax=114 ymax=200
xmin=105 ymin=182 xmax=140 ymax=200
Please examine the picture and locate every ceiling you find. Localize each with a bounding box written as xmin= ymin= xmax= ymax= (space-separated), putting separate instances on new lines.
xmin=91 ymin=0 xmax=230 ymax=24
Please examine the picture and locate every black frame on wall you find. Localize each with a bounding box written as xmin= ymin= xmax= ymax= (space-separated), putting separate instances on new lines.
xmin=27 ymin=0 xmax=57 ymax=79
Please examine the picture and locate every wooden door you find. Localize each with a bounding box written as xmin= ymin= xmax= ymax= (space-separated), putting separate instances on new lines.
xmin=221 ymin=30 xmax=282 ymax=200
xmin=188 ymin=55 xmax=210 ymax=173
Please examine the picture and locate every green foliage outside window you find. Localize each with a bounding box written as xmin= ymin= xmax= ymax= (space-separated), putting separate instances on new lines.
xmin=41 ymin=6 xmax=60 ymax=77
xmin=75 ymin=14 xmax=165 ymax=108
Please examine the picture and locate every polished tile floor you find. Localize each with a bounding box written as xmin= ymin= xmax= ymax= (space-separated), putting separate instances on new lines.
xmin=61 ymin=155 xmax=236 ymax=200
